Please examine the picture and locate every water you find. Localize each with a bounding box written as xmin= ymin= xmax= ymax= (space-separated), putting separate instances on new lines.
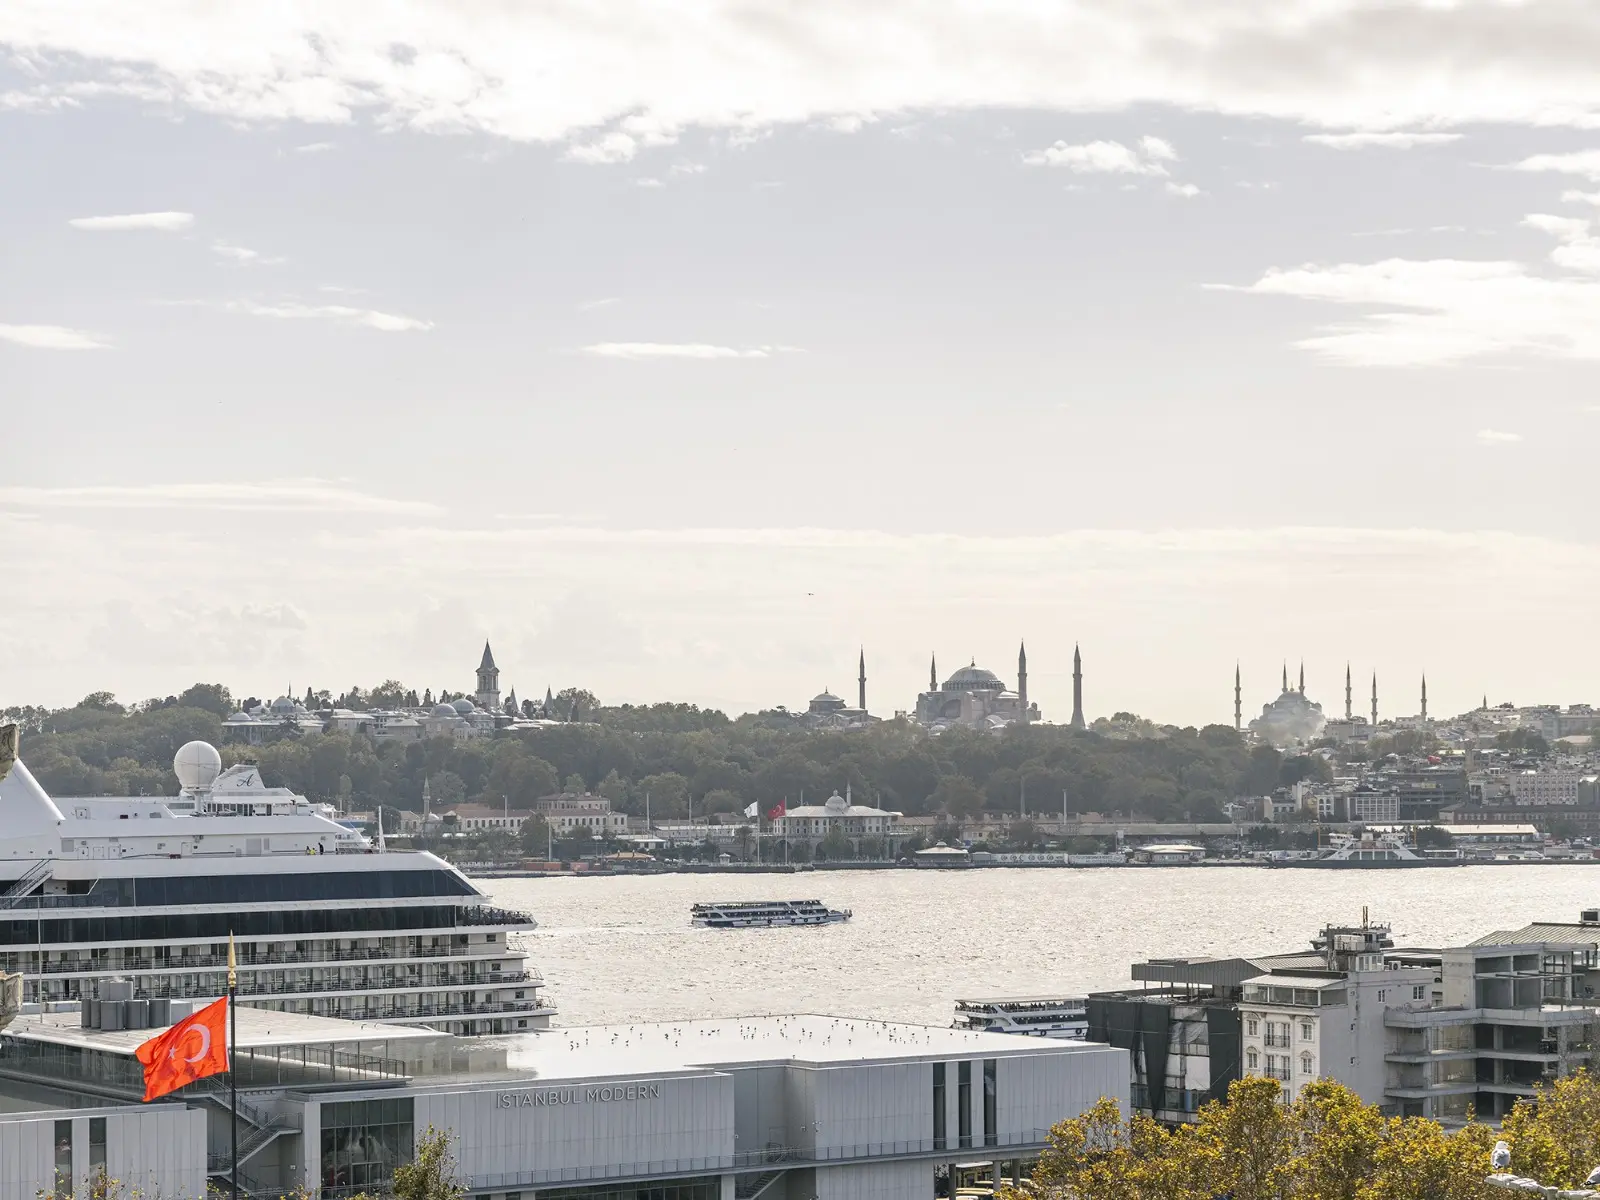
xmin=479 ymin=866 xmax=1600 ymax=1028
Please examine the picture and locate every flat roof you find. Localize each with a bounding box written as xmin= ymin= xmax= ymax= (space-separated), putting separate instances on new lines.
xmin=7 ymin=1007 xmax=439 ymax=1058
xmin=1242 ymin=973 xmax=1347 ymax=990
xmin=453 ymin=1014 xmax=1111 ymax=1085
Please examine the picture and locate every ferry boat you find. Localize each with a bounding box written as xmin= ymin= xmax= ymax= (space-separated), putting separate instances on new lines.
xmin=690 ymin=899 xmax=851 ymax=928
xmin=1282 ymin=833 xmax=1441 ymax=868
xmin=0 ymin=734 xmax=554 ymax=1035
xmin=952 ymin=995 xmax=1088 ymax=1040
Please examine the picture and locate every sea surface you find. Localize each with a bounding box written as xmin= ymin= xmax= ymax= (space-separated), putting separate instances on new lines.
xmin=479 ymin=866 xmax=1600 ymax=1028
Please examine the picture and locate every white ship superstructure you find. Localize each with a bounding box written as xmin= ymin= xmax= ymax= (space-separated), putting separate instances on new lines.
xmin=953 ymin=996 xmax=1089 ymax=1040
xmin=0 ymin=739 xmax=551 ymax=1035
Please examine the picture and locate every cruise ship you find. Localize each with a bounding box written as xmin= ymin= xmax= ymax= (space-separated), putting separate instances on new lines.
xmin=0 ymin=736 xmax=553 ymax=1035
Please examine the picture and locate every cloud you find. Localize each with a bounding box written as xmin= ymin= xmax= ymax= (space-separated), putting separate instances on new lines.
xmin=0 ymin=323 xmax=108 ymax=349
xmin=1477 ymin=429 xmax=1522 ymax=445
xmin=224 ymin=300 xmax=432 ymax=332
xmin=1217 ymin=209 xmax=1600 ymax=366
xmin=0 ymin=481 xmax=442 ymax=515
xmin=1165 ymin=181 xmax=1202 ymax=197
xmin=1304 ymin=131 xmax=1462 ymax=149
xmin=580 ymin=342 xmax=789 ymax=360
xmin=294 ymin=141 xmax=334 ymax=153
xmin=578 ymin=297 xmax=620 ymax=312
xmin=1023 ymin=137 xmax=1175 ymax=175
xmin=211 ymin=241 xmax=283 ymax=265
xmin=68 ymin=211 xmax=193 ymax=232
xmin=15 ymin=3 xmax=1600 ymax=147
xmin=1514 ymin=150 xmax=1600 ymax=181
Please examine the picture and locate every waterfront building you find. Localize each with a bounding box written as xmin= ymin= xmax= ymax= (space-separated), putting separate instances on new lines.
xmin=1507 ymin=768 xmax=1587 ymax=806
xmin=534 ymin=792 xmax=630 ymax=836
xmin=0 ymin=741 xmax=552 ymax=1037
xmin=441 ymin=804 xmax=530 ymax=834
xmin=1095 ymin=913 xmax=1600 ymax=1127
xmin=0 ymin=1009 xmax=1127 ymax=1200
xmin=914 ymin=646 xmax=1040 ymax=732
xmin=773 ymin=787 xmax=904 ymax=856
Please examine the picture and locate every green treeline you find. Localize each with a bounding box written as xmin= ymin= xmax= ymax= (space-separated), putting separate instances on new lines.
xmin=4 ymin=687 xmax=1308 ymax=821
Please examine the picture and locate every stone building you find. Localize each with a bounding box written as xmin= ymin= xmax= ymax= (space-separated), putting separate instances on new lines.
xmin=914 ymin=643 xmax=1040 ymax=731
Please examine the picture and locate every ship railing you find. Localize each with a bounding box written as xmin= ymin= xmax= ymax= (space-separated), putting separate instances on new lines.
xmin=467 ymin=1130 xmax=1060 ymax=1192
xmin=20 ymin=944 xmax=540 ymax=973
xmin=456 ymin=905 xmax=538 ymax=927
xmin=121 ymin=970 xmax=535 ymax=999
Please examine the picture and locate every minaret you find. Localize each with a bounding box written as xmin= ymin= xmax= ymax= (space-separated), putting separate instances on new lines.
xmin=475 ymin=640 xmax=501 ymax=711
xmin=1282 ymin=662 xmax=1288 ymax=694
xmin=1371 ymin=673 xmax=1378 ymax=727
xmin=1071 ymin=644 xmax=1086 ymax=730
xmin=1345 ymin=664 xmax=1352 ymax=721
xmin=1017 ymin=641 xmax=1029 ymax=725
xmin=1234 ymin=663 xmax=1242 ymax=732
xmin=930 ymin=654 xmax=938 ymax=693
xmin=1298 ymin=661 xmax=1305 ymax=695
xmin=422 ymin=776 xmax=432 ymax=824
xmin=858 ymin=647 xmax=867 ymax=713
xmin=1421 ymin=673 xmax=1428 ymax=722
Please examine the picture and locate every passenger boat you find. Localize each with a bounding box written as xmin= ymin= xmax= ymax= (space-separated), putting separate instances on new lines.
xmin=1281 ymin=833 xmax=1442 ymax=868
xmin=690 ymin=899 xmax=851 ymax=928
xmin=952 ymin=995 xmax=1088 ymax=1040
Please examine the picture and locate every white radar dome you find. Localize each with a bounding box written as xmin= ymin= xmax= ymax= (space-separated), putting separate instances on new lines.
xmin=173 ymin=741 xmax=222 ymax=791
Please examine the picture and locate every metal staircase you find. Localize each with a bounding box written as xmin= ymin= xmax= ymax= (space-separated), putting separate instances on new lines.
xmin=736 ymin=1169 xmax=787 ymax=1200
xmin=0 ymin=859 xmax=51 ymax=909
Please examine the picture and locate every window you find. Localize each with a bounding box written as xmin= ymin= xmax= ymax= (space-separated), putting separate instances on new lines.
xmin=933 ymin=1063 xmax=947 ymax=1148
xmin=1246 ymin=1017 xmax=1259 ymax=1037
xmin=1301 ymin=1053 xmax=1314 ymax=1076
xmin=89 ymin=1117 xmax=106 ymax=1174
xmin=958 ymin=1060 xmax=972 ymax=1149
xmin=1377 ymin=990 xmax=1387 ymax=1003
xmin=1300 ymin=1021 xmax=1312 ymax=1041
xmin=54 ymin=1119 xmax=72 ymax=1200
xmin=1247 ymin=1047 xmax=1259 ymax=1070
xmin=983 ymin=1059 xmax=997 ymax=1148
xmin=1412 ymin=985 xmax=1426 ymax=1001
xmin=321 ymin=1098 xmax=415 ymax=1198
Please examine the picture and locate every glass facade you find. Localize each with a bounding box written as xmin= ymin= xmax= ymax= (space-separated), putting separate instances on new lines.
xmin=320 ymin=1097 xmax=414 ymax=1198
xmin=0 ymin=902 xmax=478 ymax=948
xmin=53 ymin=1119 xmax=71 ymax=1200
xmin=958 ymin=1060 xmax=972 ymax=1149
xmin=983 ymin=1059 xmax=997 ymax=1148
xmin=539 ymin=1176 xmax=721 ymax=1200
xmin=932 ymin=1062 xmax=947 ymax=1148
xmin=89 ymin=1117 xmax=106 ymax=1173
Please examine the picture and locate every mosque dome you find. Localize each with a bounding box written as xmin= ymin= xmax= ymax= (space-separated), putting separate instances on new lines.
xmin=269 ymin=695 xmax=297 ymax=715
xmin=944 ymin=664 xmax=1004 ymax=691
xmin=824 ymin=790 xmax=848 ymax=810
xmin=451 ymin=698 xmax=476 ymax=715
xmin=430 ymin=703 xmax=458 ymax=719
xmin=812 ymin=691 xmax=842 ymax=705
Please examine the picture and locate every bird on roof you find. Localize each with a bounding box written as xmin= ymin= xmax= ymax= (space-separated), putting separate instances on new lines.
xmin=1491 ymin=1141 xmax=1511 ymax=1171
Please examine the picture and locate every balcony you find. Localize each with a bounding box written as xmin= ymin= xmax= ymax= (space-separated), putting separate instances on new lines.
xmin=1264 ymin=1033 xmax=1291 ymax=1049
xmin=16 ymin=939 xmax=526 ymax=975
xmin=123 ymin=970 xmax=537 ymax=1000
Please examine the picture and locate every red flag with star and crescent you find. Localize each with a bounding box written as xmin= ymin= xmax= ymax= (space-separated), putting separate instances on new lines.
xmin=767 ymin=800 xmax=786 ymax=821
xmin=135 ymin=996 xmax=230 ymax=1101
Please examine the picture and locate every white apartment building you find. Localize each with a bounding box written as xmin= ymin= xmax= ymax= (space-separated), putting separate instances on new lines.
xmin=1349 ymin=787 xmax=1400 ymax=824
xmin=1507 ymin=769 xmax=1585 ymax=806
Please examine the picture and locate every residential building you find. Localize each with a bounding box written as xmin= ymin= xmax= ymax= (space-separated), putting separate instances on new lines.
xmin=440 ymin=804 xmax=529 ymax=834
xmin=1507 ymin=769 xmax=1586 ymax=806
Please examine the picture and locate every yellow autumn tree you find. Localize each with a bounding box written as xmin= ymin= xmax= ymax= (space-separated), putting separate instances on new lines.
xmin=1500 ymin=1068 xmax=1600 ymax=1189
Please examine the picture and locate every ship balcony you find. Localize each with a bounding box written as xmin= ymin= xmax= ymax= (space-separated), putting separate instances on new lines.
xmin=337 ymin=999 xmax=556 ymax=1022
xmin=18 ymin=940 xmax=528 ymax=975
xmin=122 ymin=970 xmax=540 ymax=1001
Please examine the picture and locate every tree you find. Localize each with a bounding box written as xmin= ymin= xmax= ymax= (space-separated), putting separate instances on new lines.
xmin=391 ymin=1124 xmax=466 ymax=1200
xmin=1009 ymin=818 xmax=1041 ymax=850
xmin=817 ymin=826 xmax=854 ymax=861
xmin=174 ymin=683 xmax=233 ymax=717
xmin=369 ymin=679 xmax=410 ymax=709
xmin=931 ymin=776 xmax=984 ymax=820
xmin=563 ymin=772 xmax=587 ymax=795
xmin=519 ymin=815 xmax=553 ymax=858
xmin=1500 ymin=1068 xmax=1600 ymax=1189
xmin=554 ymin=687 xmax=600 ymax=720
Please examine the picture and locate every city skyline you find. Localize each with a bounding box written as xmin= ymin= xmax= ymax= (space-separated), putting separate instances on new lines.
xmin=7 ymin=5 xmax=1600 ymax=724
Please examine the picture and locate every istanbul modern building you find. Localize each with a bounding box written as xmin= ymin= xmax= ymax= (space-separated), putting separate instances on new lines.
xmin=0 ymin=1008 xmax=1127 ymax=1199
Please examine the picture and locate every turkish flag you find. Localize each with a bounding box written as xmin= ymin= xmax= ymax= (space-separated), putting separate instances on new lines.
xmin=135 ymin=996 xmax=230 ymax=1102
xmin=767 ymin=801 xmax=786 ymax=820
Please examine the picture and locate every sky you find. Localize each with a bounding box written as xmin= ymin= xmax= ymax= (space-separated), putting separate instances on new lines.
xmin=4 ymin=1 xmax=1600 ymax=725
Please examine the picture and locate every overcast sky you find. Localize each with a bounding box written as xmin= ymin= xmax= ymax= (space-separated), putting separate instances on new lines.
xmin=5 ymin=2 xmax=1600 ymax=725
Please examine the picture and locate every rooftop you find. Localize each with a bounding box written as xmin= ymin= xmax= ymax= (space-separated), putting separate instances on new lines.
xmin=453 ymin=1014 xmax=1110 ymax=1084
xmin=8 ymin=1006 xmax=438 ymax=1058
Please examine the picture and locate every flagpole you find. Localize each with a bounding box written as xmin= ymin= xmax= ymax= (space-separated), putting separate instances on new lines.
xmin=229 ymin=931 xmax=238 ymax=1200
